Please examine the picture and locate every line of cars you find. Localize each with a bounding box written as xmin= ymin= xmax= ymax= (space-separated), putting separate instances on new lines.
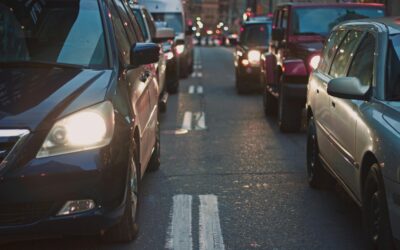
xmin=0 ymin=0 xmax=189 ymax=244
xmin=235 ymin=2 xmax=400 ymax=249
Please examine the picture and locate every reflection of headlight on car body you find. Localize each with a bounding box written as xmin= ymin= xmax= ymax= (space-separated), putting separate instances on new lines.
xmin=37 ymin=101 xmax=114 ymax=158
xmin=248 ymin=50 xmax=261 ymax=65
xmin=165 ymin=51 xmax=174 ymax=60
xmin=176 ymin=44 xmax=185 ymax=55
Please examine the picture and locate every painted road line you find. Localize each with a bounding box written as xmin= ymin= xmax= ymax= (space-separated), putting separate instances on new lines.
xmin=197 ymin=72 xmax=203 ymax=78
xmin=199 ymin=195 xmax=225 ymax=250
xmin=197 ymin=86 xmax=203 ymax=94
xmin=166 ymin=195 xmax=193 ymax=250
xmin=189 ymin=85 xmax=195 ymax=94
xmin=191 ymin=72 xmax=196 ymax=78
xmin=194 ymin=112 xmax=207 ymax=130
xmin=182 ymin=112 xmax=192 ymax=130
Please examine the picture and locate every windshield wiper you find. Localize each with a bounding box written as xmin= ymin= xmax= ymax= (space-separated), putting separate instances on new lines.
xmin=0 ymin=61 xmax=88 ymax=69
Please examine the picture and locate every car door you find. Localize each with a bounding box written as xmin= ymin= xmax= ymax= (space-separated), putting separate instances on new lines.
xmin=108 ymin=0 xmax=152 ymax=175
xmin=310 ymin=30 xmax=346 ymax=162
xmin=329 ymin=32 xmax=376 ymax=192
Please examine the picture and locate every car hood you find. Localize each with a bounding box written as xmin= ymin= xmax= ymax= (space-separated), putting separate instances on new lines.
xmin=0 ymin=67 xmax=112 ymax=132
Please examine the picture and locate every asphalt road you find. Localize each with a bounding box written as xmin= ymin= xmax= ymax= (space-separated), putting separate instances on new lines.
xmin=4 ymin=47 xmax=367 ymax=250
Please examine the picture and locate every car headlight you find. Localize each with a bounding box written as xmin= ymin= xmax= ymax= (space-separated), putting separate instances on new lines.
xmin=37 ymin=101 xmax=114 ymax=158
xmin=309 ymin=55 xmax=321 ymax=70
xmin=165 ymin=51 xmax=174 ymax=60
xmin=176 ymin=44 xmax=185 ymax=55
xmin=248 ymin=50 xmax=261 ymax=65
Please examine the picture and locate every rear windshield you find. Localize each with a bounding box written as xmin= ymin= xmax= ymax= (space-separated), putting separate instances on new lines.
xmin=151 ymin=13 xmax=183 ymax=34
xmin=240 ymin=23 xmax=271 ymax=47
xmin=387 ymin=35 xmax=400 ymax=100
xmin=0 ymin=0 xmax=107 ymax=68
xmin=291 ymin=7 xmax=385 ymax=37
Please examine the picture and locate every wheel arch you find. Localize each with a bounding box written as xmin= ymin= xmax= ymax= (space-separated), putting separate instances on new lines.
xmin=360 ymin=151 xmax=380 ymax=200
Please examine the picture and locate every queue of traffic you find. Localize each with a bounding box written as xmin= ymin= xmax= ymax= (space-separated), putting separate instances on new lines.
xmin=0 ymin=0 xmax=193 ymax=244
xmin=234 ymin=3 xmax=400 ymax=249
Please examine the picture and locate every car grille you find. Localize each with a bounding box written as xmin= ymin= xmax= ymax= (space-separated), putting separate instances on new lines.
xmin=0 ymin=129 xmax=30 ymax=167
xmin=0 ymin=202 xmax=54 ymax=226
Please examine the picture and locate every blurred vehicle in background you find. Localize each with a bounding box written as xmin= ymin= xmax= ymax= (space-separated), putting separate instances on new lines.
xmin=0 ymin=0 xmax=160 ymax=243
xmin=130 ymin=3 xmax=175 ymax=111
xmin=261 ymin=3 xmax=385 ymax=132
xmin=306 ymin=17 xmax=400 ymax=250
xmin=139 ymin=0 xmax=194 ymax=78
xmin=155 ymin=21 xmax=180 ymax=94
xmin=234 ymin=18 xmax=272 ymax=94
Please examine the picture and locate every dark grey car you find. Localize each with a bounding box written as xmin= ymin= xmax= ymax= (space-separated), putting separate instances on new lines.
xmin=306 ymin=18 xmax=400 ymax=249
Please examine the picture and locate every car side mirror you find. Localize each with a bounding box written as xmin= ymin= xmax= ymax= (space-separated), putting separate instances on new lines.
xmin=272 ymin=28 xmax=284 ymax=42
xmin=130 ymin=43 xmax=160 ymax=68
xmin=154 ymin=27 xmax=175 ymax=43
xmin=327 ymin=77 xmax=370 ymax=100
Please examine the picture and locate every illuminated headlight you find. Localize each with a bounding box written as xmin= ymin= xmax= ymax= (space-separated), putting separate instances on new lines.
xmin=248 ymin=50 xmax=261 ymax=65
xmin=176 ymin=44 xmax=185 ymax=55
xmin=37 ymin=101 xmax=114 ymax=158
xmin=309 ymin=55 xmax=321 ymax=70
xmin=165 ymin=51 xmax=174 ymax=60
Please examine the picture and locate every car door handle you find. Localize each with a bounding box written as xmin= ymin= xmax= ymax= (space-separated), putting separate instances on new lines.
xmin=140 ymin=71 xmax=151 ymax=82
xmin=331 ymin=101 xmax=336 ymax=108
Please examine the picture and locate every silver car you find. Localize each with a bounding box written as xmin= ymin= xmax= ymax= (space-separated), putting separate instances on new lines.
xmin=306 ymin=18 xmax=400 ymax=249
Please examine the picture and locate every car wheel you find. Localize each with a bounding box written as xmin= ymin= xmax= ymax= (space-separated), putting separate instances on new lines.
xmin=306 ymin=116 xmax=333 ymax=189
xmin=363 ymin=164 xmax=394 ymax=250
xmin=278 ymin=87 xmax=302 ymax=132
xmin=147 ymin=120 xmax=160 ymax=172
xmin=103 ymin=147 xmax=139 ymax=243
xmin=263 ymin=87 xmax=277 ymax=116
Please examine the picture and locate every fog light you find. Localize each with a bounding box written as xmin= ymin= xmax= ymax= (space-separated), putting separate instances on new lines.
xmin=241 ymin=59 xmax=249 ymax=66
xmin=57 ymin=199 xmax=96 ymax=216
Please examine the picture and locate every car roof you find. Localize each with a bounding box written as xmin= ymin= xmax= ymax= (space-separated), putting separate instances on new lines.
xmin=277 ymin=2 xmax=384 ymax=8
xmin=339 ymin=17 xmax=400 ymax=35
xmin=129 ymin=3 xmax=144 ymax=11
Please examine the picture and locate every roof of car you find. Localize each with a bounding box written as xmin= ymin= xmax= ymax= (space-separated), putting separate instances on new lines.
xmin=277 ymin=2 xmax=385 ymax=8
xmin=339 ymin=17 xmax=400 ymax=35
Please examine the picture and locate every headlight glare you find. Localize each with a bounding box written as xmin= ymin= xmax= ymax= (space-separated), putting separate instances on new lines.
xmin=37 ymin=101 xmax=114 ymax=158
xmin=248 ymin=50 xmax=261 ymax=65
xmin=176 ymin=44 xmax=185 ymax=55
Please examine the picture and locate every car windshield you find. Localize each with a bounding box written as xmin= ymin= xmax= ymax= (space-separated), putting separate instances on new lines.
xmin=151 ymin=13 xmax=183 ymax=34
xmin=0 ymin=0 xmax=107 ymax=68
xmin=291 ymin=7 xmax=385 ymax=37
xmin=387 ymin=35 xmax=400 ymax=100
xmin=240 ymin=23 xmax=271 ymax=47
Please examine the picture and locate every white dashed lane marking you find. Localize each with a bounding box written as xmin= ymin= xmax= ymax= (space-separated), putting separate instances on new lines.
xmin=188 ymin=85 xmax=204 ymax=94
xmin=166 ymin=195 xmax=225 ymax=250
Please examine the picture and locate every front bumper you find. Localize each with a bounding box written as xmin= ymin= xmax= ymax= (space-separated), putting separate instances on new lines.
xmin=237 ymin=65 xmax=262 ymax=84
xmin=281 ymin=83 xmax=307 ymax=102
xmin=0 ymin=147 xmax=128 ymax=242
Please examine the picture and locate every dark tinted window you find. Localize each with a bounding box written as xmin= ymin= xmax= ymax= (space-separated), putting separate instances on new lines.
xmin=133 ymin=9 xmax=149 ymax=40
xmin=108 ymin=0 xmax=131 ymax=64
xmin=0 ymin=0 xmax=107 ymax=68
xmin=240 ymin=23 xmax=271 ymax=47
xmin=143 ymin=9 xmax=156 ymax=39
xmin=319 ymin=30 xmax=346 ymax=73
xmin=330 ymin=30 xmax=362 ymax=78
xmin=291 ymin=7 xmax=384 ymax=36
xmin=348 ymin=33 xmax=375 ymax=86
xmin=387 ymin=35 xmax=400 ymax=100
xmin=113 ymin=0 xmax=137 ymax=44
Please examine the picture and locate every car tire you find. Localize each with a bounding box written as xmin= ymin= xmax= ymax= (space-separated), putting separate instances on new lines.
xmin=167 ymin=75 xmax=179 ymax=94
xmin=102 ymin=146 xmax=139 ymax=243
xmin=278 ymin=87 xmax=302 ymax=132
xmin=306 ymin=116 xmax=333 ymax=189
xmin=147 ymin=120 xmax=160 ymax=172
xmin=362 ymin=164 xmax=395 ymax=250
xmin=263 ymin=87 xmax=277 ymax=116
xmin=180 ymin=58 xmax=189 ymax=79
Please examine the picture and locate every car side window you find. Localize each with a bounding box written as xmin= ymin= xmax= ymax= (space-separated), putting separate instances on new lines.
xmin=329 ymin=30 xmax=363 ymax=78
xmin=134 ymin=10 xmax=150 ymax=41
xmin=347 ymin=33 xmax=375 ymax=86
xmin=122 ymin=2 xmax=145 ymax=42
xmin=107 ymin=0 xmax=131 ymax=64
xmin=143 ymin=9 xmax=156 ymax=39
xmin=319 ymin=30 xmax=346 ymax=74
xmin=112 ymin=0 xmax=137 ymax=44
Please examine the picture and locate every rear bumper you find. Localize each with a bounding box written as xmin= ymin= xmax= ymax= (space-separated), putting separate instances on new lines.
xmin=281 ymin=83 xmax=307 ymax=101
